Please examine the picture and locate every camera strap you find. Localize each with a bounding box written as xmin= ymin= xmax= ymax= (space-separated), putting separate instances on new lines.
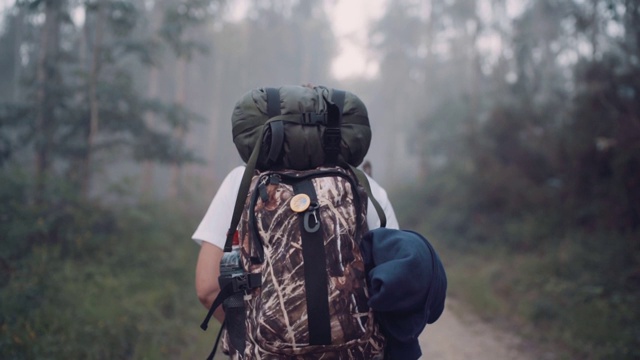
xmin=205 ymin=320 xmax=226 ymax=360
xmin=200 ymin=273 xmax=261 ymax=331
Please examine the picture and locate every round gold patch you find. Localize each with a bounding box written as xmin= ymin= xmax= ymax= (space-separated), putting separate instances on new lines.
xmin=290 ymin=194 xmax=311 ymax=213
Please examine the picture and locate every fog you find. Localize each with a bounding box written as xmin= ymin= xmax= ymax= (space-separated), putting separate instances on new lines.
xmin=1 ymin=0 xmax=637 ymax=208
xmin=2 ymin=1 xmax=639 ymax=358
xmin=0 ymin=0 xmax=549 ymax=195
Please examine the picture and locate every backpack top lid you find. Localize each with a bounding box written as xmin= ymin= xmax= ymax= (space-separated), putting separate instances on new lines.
xmin=231 ymin=85 xmax=371 ymax=170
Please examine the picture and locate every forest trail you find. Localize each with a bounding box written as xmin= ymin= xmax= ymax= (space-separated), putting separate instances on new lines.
xmin=419 ymin=298 xmax=549 ymax=360
xmin=209 ymin=298 xmax=555 ymax=359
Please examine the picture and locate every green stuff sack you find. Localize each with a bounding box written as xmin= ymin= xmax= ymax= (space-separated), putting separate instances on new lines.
xmin=231 ymin=85 xmax=371 ymax=170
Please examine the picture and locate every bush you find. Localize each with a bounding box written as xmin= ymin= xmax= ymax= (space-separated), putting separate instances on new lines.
xmin=391 ymin=183 xmax=640 ymax=360
xmin=0 ymin=191 xmax=217 ymax=359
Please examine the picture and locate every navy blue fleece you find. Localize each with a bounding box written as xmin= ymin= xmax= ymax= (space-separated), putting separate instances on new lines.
xmin=361 ymin=228 xmax=447 ymax=360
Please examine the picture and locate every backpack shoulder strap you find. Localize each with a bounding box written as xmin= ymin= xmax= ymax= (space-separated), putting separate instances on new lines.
xmin=349 ymin=165 xmax=387 ymax=228
xmin=224 ymin=88 xmax=280 ymax=252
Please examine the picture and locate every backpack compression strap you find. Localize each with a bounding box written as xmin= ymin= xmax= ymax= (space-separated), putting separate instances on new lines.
xmin=323 ymin=89 xmax=345 ymax=166
xmin=224 ymin=88 xmax=281 ymax=252
xmin=265 ymin=88 xmax=344 ymax=166
xmin=293 ymin=180 xmax=332 ymax=345
xmin=265 ymin=88 xmax=284 ymax=164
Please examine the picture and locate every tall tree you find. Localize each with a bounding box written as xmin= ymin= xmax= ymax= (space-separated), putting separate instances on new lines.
xmin=183 ymin=0 xmax=336 ymax=186
xmin=159 ymin=0 xmax=224 ymax=198
xmin=369 ymin=0 xmax=426 ymax=183
xmin=34 ymin=0 xmax=64 ymax=201
xmin=565 ymin=0 xmax=640 ymax=229
xmin=82 ymin=0 xmax=107 ymax=196
xmin=140 ymin=0 xmax=166 ymax=198
xmin=0 ymin=0 xmax=204 ymax=202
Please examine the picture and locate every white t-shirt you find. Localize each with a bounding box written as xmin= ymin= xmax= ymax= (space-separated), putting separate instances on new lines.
xmin=192 ymin=166 xmax=399 ymax=249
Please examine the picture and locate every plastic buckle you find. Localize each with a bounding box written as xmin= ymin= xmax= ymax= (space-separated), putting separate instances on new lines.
xmin=323 ymin=128 xmax=341 ymax=151
xmin=232 ymin=274 xmax=249 ymax=292
xmin=302 ymin=112 xmax=327 ymax=125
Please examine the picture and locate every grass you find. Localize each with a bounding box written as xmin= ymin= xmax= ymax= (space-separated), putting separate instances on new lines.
xmin=415 ymin=223 xmax=640 ymax=360
xmin=390 ymin=182 xmax=640 ymax=360
xmin=2 ymin=176 xmax=638 ymax=359
xmin=0 ymin=200 xmax=222 ymax=359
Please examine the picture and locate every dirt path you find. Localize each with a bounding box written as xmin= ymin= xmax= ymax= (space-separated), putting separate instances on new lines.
xmin=208 ymin=298 xmax=553 ymax=359
xmin=419 ymin=298 xmax=546 ymax=360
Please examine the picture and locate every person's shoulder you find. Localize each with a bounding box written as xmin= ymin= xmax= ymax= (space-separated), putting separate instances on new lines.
xmin=224 ymin=165 xmax=245 ymax=182
xmin=365 ymin=173 xmax=388 ymax=196
xmin=215 ymin=165 xmax=245 ymax=192
xmin=229 ymin=165 xmax=245 ymax=176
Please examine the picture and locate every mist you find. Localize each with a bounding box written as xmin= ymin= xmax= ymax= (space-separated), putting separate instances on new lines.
xmin=1 ymin=0 xmax=639 ymax=358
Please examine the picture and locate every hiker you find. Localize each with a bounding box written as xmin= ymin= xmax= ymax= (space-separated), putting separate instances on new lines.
xmin=193 ymin=84 xmax=398 ymax=320
xmin=193 ymin=163 xmax=399 ymax=315
xmin=192 ymin=85 xmax=445 ymax=359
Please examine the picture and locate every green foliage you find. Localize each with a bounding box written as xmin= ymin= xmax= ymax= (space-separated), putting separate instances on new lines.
xmin=563 ymin=54 xmax=640 ymax=230
xmin=160 ymin=0 xmax=221 ymax=59
xmin=0 ymin=179 xmax=216 ymax=359
xmin=0 ymin=0 xmax=206 ymax=197
xmin=393 ymin=164 xmax=640 ymax=359
xmin=106 ymin=0 xmax=140 ymax=37
xmin=388 ymin=2 xmax=640 ymax=356
xmin=512 ymin=231 xmax=640 ymax=359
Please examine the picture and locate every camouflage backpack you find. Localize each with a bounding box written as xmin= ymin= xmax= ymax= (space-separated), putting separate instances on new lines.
xmin=201 ymin=86 xmax=387 ymax=359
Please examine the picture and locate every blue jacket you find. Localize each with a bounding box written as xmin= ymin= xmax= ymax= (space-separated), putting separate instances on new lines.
xmin=361 ymin=228 xmax=447 ymax=360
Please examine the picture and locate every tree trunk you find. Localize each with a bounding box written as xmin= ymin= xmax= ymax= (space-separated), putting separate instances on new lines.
xmin=466 ymin=5 xmax=481 ymax=157
xmin=169 ymin=57 xmax=188 ymax=199
xmin=140 ymin=0 xmax=165 ymax=199
xmin=207 ymin=45 xmax=224 ymax=182
xmin=35 ymin=0 xmax=63 ymax=202
xmin=419 ymin=0 xmax=436 ymax=181
xmin=82 ymin=0 xmax=106 ymax=198
xmin=12 ymin=9 xmax=25 ymax=102
xmin=141 ymin=66 xmax=159 ymax=199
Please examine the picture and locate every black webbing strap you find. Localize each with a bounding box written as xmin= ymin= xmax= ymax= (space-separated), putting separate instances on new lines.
xmin=267 ymin=120 xmax=284 ymax=163
xmin=323 ymin=90 xmax=345 ymax=166
xmin=266 ymin=87 xmax=280 ymax=117
xmin=265 ymin=87 xmax=284 ymax=163
xmin=224 ymin=88 xmax=281 ymax=252
xmin=200 ymin=273 xmax=261 ymax=331
xmin=201 ymin=282 xmax=235 ymax=331
xmin=349 ymin=165 xmax=387 ymax=228
xmin=293 ymin=180 xmax=332 ymax=345
xmin=331 ymin=89 xmax=345 ymax=114
xmin=224 ymin=134 xmax=261 ymax=251
xmin=248 ymin=182 xmax=265 ymax=264
xmin=205 ymin=319 xmax=226 ymax=360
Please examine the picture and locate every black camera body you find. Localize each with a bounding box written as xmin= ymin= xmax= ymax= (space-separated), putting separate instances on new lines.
xmin=218 ymin=250 xmax=246 ymax=313
xmin=218 ymin=247 xmax=246 ymax=354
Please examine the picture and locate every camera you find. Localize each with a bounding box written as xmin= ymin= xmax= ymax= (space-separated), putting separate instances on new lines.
xmin=218 ymin=247 xmax=246 ymax=354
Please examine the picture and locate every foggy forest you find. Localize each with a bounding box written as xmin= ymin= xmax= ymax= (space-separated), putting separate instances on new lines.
xmin=0 ymin=0 xmax=639 ymax=359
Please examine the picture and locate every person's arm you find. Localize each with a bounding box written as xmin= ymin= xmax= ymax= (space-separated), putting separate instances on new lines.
xmin=192 ymin=166 xmax=245 ymax=322
xmin=195 ymin=242 xmax=225 ymax=322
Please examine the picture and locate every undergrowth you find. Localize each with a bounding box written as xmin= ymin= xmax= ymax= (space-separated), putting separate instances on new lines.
xmin=392 ymin=185 xmax=640 ymax=360
xmin=0 ymin=196 xmax=219 ymax=359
